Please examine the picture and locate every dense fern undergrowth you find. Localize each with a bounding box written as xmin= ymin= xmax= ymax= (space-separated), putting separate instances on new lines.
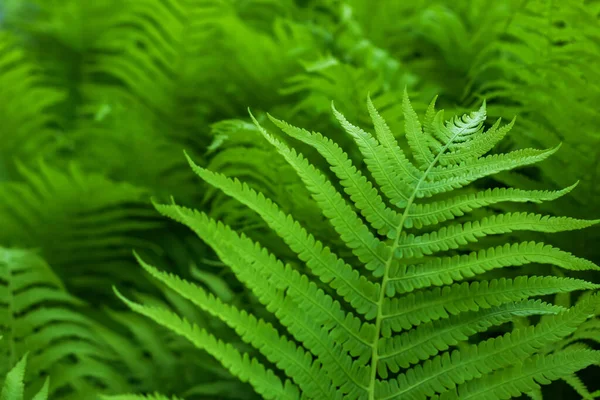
xmin=0 ymin=0 xmax=599 ymax=399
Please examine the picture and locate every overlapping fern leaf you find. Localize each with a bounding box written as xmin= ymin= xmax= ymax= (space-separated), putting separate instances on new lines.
xmin=0 ymin=248 xmax=131 ymax=399
xmin=203 ymin=118 xmax=338 ymax=257
xmin=0 ymin=162 xmax=163 ymax=301
xmin=0 ymin=29 xmax=64 ymax=181
xmin=96 ymin=268 xmax=256 ymax=399
xmin=0 ymin=247 xmax=209 ymax=399
xmin=119 ymin=91 xmax=600 ymax=400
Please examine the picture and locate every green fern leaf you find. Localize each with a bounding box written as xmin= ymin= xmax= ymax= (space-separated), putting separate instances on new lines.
xmin=402 ymin=89 xmax=435 ymax=168
xmin=405 ymin=184 xmax=577 ymax=229
xmin=120 ymin=93 xmax=599 ymax=400
xmin=387 ymin=242 xmax=599 ymax=295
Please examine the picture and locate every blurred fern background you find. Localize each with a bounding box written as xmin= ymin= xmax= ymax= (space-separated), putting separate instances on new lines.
xmin=0 ymin=0 xmax=599 ymax=399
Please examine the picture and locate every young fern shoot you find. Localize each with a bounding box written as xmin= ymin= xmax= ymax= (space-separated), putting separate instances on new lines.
xmin=116 ymin=91 xmax=600 ymax=400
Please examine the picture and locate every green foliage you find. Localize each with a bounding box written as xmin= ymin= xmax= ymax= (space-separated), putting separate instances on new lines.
xmin=0 ymin=163 xmax=162 ymax=299
xmin=0 ymin=0 xmax=599 ymax=398
xmin=0 ymin=248 xmax=128 ymax=399
xmin=0 ymin=247 xmax=248 ymax=399
xmin=120 ymin=96 xmax=600 ymax=399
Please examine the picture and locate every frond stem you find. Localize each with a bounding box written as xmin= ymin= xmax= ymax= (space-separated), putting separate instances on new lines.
xmin=367 ymin=130 xmax=461 ymax=400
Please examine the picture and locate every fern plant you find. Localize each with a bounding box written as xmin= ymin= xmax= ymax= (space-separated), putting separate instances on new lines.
xmin=119 ymin=91 xmax=600 ymax=399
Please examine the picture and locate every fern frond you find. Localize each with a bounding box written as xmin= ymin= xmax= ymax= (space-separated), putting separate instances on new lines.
xmin=122 ymin=92 xmax=599 ymax=400
xmin=0 ymin=249 xmax=127 ymax=399
xmin=0 ymin=162 xmax=162 ymax=299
